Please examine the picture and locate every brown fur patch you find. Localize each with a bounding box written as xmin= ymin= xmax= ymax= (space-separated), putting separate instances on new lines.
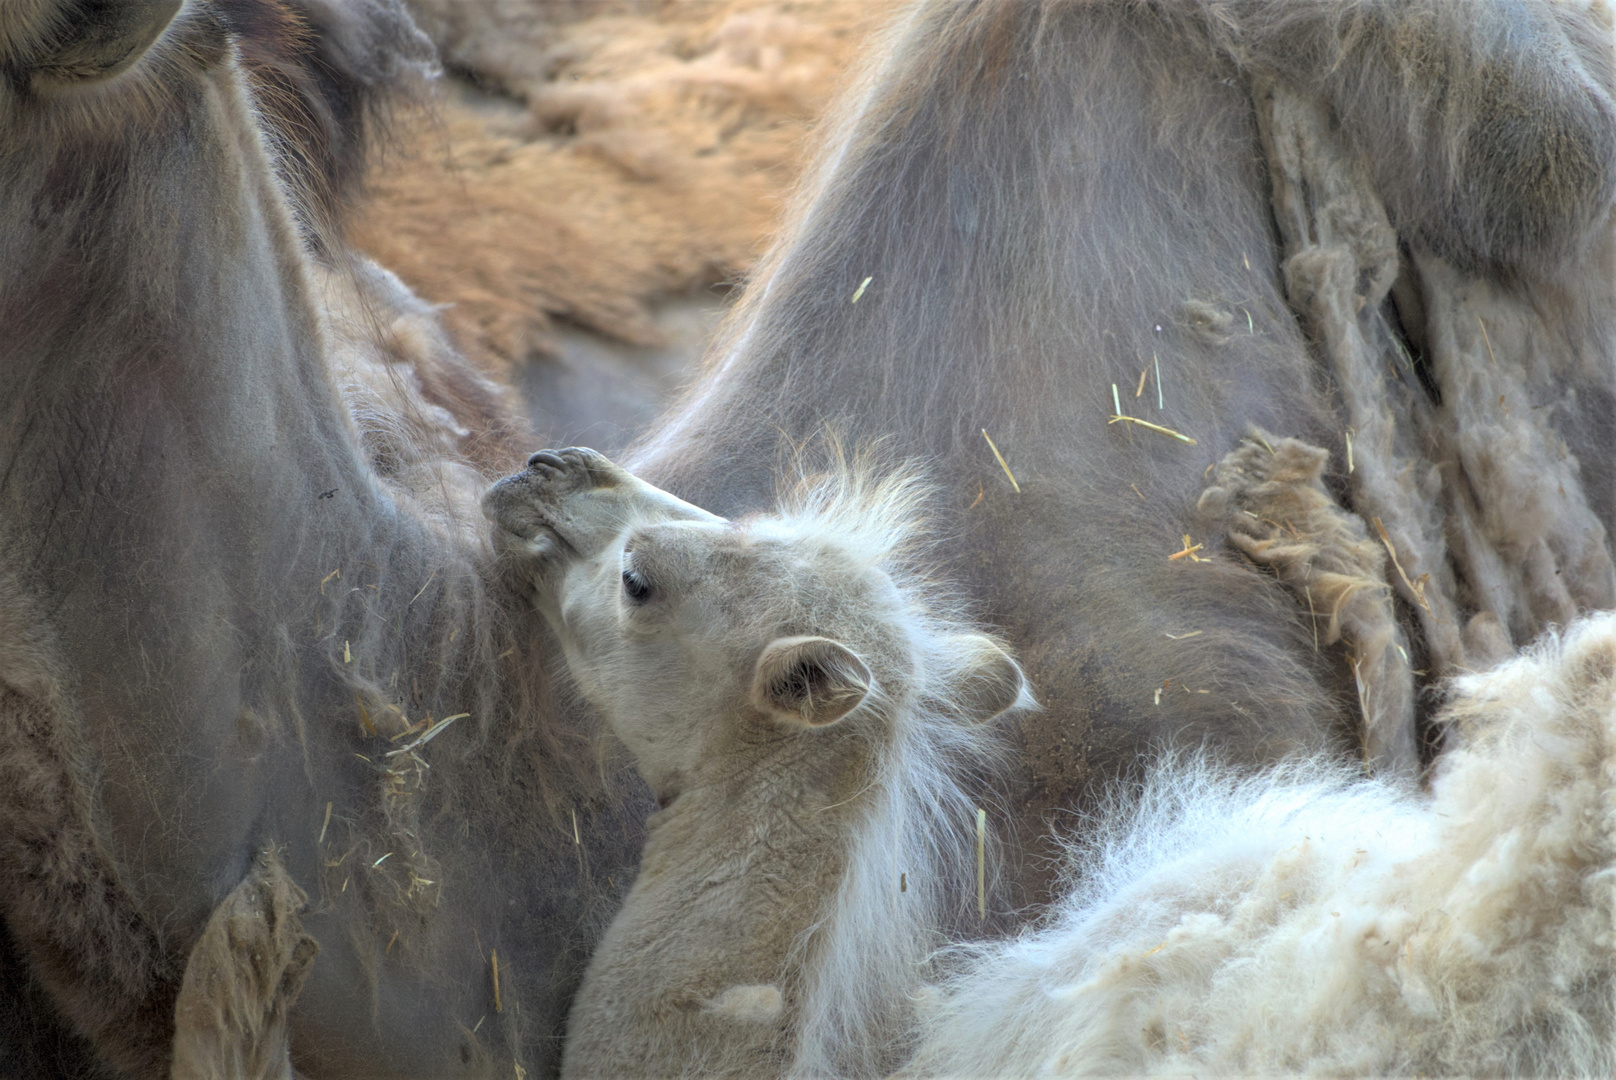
xmin=0 ymin=584 xmax=178 ymax=1077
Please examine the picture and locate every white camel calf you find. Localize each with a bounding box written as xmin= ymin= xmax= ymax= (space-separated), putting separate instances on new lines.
xmin=484 ymin=446 xmax=1030 ymax=1079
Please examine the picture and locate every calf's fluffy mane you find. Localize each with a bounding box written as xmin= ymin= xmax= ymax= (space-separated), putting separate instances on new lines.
xmin=762 ymin=462 xmax=1021 ymax=1078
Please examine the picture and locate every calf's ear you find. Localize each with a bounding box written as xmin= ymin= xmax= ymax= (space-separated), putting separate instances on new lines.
xmin=946 ymin=633 xmax=1030 ymax=723
xmin=752 ymin=636 xmax=871 ymax=728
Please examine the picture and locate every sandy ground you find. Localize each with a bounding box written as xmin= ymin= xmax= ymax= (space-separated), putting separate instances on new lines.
xmin=353 ymin=0 xmax=901 ymax=447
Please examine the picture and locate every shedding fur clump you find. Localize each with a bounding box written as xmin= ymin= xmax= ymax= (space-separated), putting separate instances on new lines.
xmin=1258 ymin=79 xmax=1470 ymax=679
xmin=901 ymin=615 xmax=1616 ymax=1078
xmin=1199 ymin=429 xmax=1415 ymax=773
xmin=171 ymin=850 xmax=319 ymax=1080
xmin=317 ymin=252 xmax=533 ymax=542
xmin=1255 ymin=68 xmax=1616 ymax=708
xmin=1415 ymin=256 xmax=1616 ymax=638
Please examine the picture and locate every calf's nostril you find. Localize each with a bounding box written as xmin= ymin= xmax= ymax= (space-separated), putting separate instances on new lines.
xmin=528 ymin=450 xmax=566 ymax=470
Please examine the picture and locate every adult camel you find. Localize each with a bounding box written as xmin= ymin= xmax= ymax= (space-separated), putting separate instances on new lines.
xmin=1 ymin=0 xmax=646 ymax=1076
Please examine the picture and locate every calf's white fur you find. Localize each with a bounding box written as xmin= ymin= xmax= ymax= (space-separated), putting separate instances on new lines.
xmin=904 ymin=616 xmax=1616 ymax=1077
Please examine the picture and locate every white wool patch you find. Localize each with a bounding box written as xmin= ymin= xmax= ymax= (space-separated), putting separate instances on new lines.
xmin=901 ymin=615 xmax=1616 ymax=1077
xmin=702 ymin=984 xmax=785 ymax=1024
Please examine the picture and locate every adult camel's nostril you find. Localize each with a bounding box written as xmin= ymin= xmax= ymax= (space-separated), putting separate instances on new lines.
xmin=528 ymin=450 xmax=566 ymax=471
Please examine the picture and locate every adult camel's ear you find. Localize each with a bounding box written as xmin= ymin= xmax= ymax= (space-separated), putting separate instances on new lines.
xmin=946 ymin=633 xmax=1030 ymax=723
xmin=752 ymin=636 xmax=871 ymax=728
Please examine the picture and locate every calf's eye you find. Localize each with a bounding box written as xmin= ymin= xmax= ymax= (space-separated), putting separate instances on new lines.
xmin=622 ymin=568 xmax=652 ymax=603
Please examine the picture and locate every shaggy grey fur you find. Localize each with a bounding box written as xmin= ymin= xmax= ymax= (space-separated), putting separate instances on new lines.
xmin=630 ymin=0 xmax=1616 ymax=891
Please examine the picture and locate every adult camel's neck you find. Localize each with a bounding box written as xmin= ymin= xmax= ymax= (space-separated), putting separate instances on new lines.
xmin=1 ymin=58 xmax=389 ymax=585
xmin=0 ymin=47 xmax=502 ymax=1062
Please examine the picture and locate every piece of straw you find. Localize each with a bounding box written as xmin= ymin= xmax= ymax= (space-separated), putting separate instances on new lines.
xmin=1348 ymin=653 xmax=1372 ymax=766
xmin=1345 ymin=430 xmax=1355 ymax=474
xmin=408 ymin=572 xmax=436 ymax=607
xmin=389 ymin=716 xmax=426 ymax=742
xmin=1163 ymin=630 xmax=1202 ymax=640
xmin=1135 ymin=368 xmax=1148 ymax=397
xmin=372 ymin=852 xmax=392 ymax=868
xmin=1305 ymin=585 xmax=1319 ymax=651
xmin=975 ymin=808 xmax=987 ymax=920
xmin=356 ymin=695 xmax=376 ymax=737
xmin=492 ymin=950 xmax=503 ymax=1013
xmin=1109 ymin=414 xmax=1198 ymax=445
xmin=1371 ymin=517 xmax=1433 ymax=615
xmin=981 ymin=429 xmax=1021 ymax=493
xmin=318 ymin=801 xmax=333 ymax=845
xmin=1155 ymin=353 xmax=1163 ymax=410
xmin=1477 ymin=316 xmax=1498 ymax=366
xmin=343 ymin=640 xmax=351 ymax=664
xmin=320 ymin=568 xmax=340 ymax=595
xmin=850 ymin=276 xmax=873 ymax=304
xmin=571 ymin=808 xmax=580 ymax=845
xmin=384 ymin=713 xmax=468 ymax=758
xmin=1111 ymin=382 xmax=1122 ymax=417
xmin=1168 ymin=535 xmax=1205 ymax=562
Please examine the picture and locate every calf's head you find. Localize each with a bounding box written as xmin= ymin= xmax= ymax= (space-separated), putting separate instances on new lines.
xmin=484 ymin=447 xmax=1027 ymax=802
